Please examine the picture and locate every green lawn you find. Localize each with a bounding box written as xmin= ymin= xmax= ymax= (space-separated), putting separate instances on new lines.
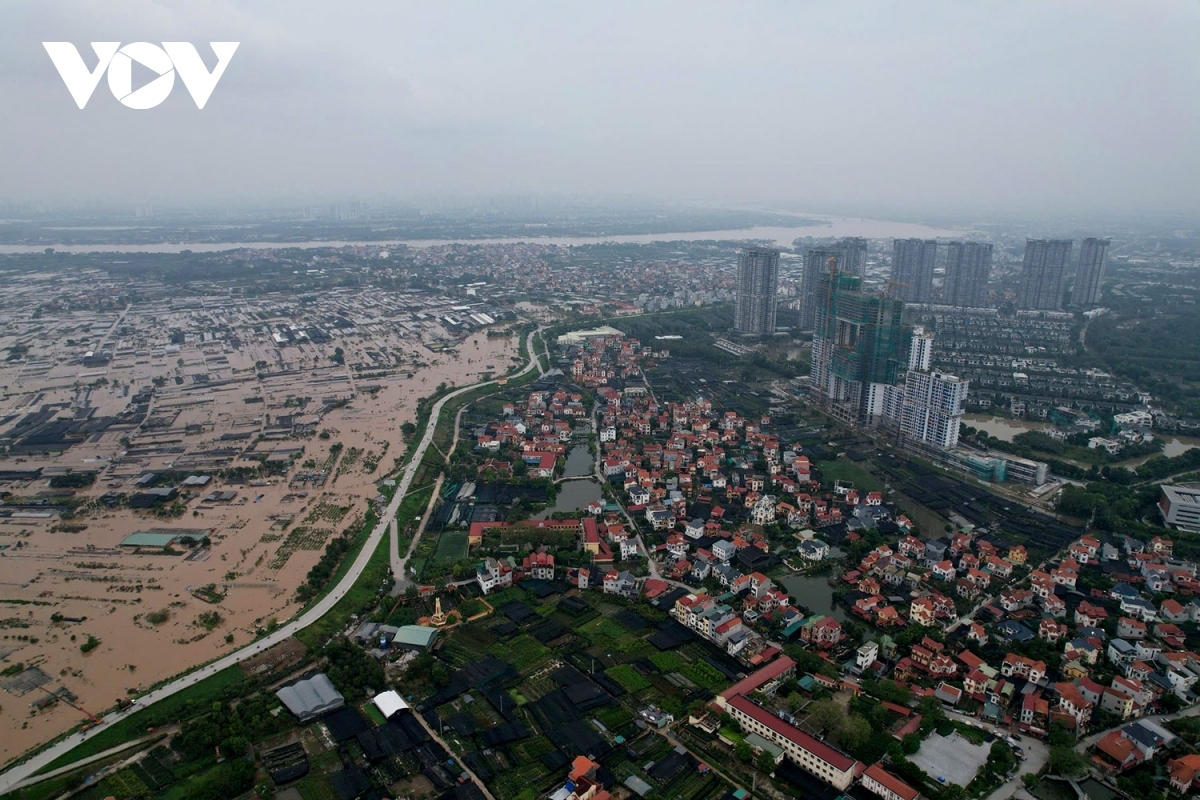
xmin=434 ymin=531 xmax=469 ymax=559
xmin=814 ymin=458 xmax=883 ymax=493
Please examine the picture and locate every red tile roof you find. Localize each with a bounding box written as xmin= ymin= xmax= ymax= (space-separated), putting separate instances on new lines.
xmin=718 ymin=656 xmax=796 ymax=702
xmin=864 ymin=762 xmax=921 ymax=800
xmin=727 ymin=695 xmax=857 ymax=772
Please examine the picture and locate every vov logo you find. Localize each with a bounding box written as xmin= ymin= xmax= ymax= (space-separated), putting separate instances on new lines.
xmin=43 ymin=42 xmax=239 ymax=109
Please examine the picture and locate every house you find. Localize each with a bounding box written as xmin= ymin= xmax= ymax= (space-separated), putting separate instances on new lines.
xmin=1117 ymin=617 xmax=1147 ymax=640
xmin=1075 ymin=601 xmax=1108 ymax=627
xmin=856 ymin=641 xmax=879 ymax=671
xmin=1054 ymin=682 xmax=1093 ymax=730
xmin=798 ymin=540 xmax=830 ymax=561
xmin=522 ymin=550 xmax=556 ymax=580
xmin=1159 ymin=598 xmax=1189 ymax=623
xmin=997 ymin=620 xmax=1035 ymax=644
xmin=1094 ymin=730 xmax=1143 ymax=773
xmin=1107 ymin=639 xmax=1137 ymax=668
xmin=1168 ymin=754 xmax=1200 ymax=794
xmin=1002 ymin=654 xmax=1046 ymax=683
xmin=602 ymin=570 xmax=638 ymax=598
xmin=476 ymin=557 xmax=514 ymax=594
xmin=711 ymin=539 xmax=736 ymax=563
xmin=1039 ymin=617 xmax=1068 ymax=643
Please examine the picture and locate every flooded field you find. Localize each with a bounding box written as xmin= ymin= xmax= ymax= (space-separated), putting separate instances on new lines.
xmin=962 ymin=414 xmax=1050 ymax=441
xmin=0 ymin=330 xmax=518 ymax=762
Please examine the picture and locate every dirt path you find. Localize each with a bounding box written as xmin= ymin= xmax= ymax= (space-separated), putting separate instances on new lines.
xmin=414 ymin=713 xmax=497 ymax=800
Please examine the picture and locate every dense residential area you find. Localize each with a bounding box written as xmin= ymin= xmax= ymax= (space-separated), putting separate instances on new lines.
xmin=365 ymin=329 xmax=1200 ymax=800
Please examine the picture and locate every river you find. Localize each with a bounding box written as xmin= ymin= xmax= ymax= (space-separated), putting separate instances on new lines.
xmin=0 ymin=217 xmax=971 ymax=254
xmin=779 ymin=573 xmax=848 ymax=623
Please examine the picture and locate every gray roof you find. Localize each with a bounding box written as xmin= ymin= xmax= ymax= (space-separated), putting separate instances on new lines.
xmin=392 ymin=625 xmax=438 ymax=648
xmin=276 ymin=673 xmax=344 ymax=721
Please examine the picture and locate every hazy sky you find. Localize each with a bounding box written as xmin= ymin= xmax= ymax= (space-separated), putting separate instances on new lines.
xmin=3 ymin=1 xmax=1198 ymax=217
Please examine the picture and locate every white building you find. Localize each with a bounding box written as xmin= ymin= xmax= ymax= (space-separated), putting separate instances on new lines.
xmin=1160 ymin=485 xmax=1200 ymax=532
xmin=909 ymin=326 xmax=934 ymax=372
xmin=896 ymin=370 xmax=968 ymax=450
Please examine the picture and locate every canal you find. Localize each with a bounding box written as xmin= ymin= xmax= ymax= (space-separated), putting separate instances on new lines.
xmin=563 ymin=444 xmax=594 ymax=477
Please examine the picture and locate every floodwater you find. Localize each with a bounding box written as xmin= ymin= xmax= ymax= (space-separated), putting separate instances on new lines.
xmin=0 ymin=330 xmax=519 ymax=763
xmin=533 ymin=479 xmax=602 ymax=520
xmin=961 ymin=414 xmax=1049 ymax=441
xmin=1118 ymin=435 xmax=1200 ymax=466
xmin=779 ymin=573 xmax=848 ymax=623
xmin=563 ymin=445 xmax=595 ymax=478
xmin=962 ymin=415 xmax=1200 ymax=464
xmin=0 ymin=217 xmax=971 ymax=254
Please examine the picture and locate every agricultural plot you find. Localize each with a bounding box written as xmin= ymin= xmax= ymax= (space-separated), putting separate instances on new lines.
xmin=488 ymin=634 xmax=553 ymax=671
xmin=605 ymin=664 xmax=651 ymax=693
xmin=434 ymin=532 xmax=469 ymax=560
xmin=265 ymin=525 xmax=337 ymax=569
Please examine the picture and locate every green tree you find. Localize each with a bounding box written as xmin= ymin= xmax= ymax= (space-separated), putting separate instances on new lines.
xmin=735 ymin=741 xmax=753 ymax=762
xmin=756 ymin=751 xmax=777 ymax=774
xmin=902 ymin=733 xmax=922 ymax=754
xmin=837 ymin=715 xmax=872 ymax=753
xmin=808 ymin=700 xmax=843 ymax=734
xmin=1022 ymin=773 xmax=1040 ymax=791
xmin=1048 ymin=746 xmax=1087 ymax=778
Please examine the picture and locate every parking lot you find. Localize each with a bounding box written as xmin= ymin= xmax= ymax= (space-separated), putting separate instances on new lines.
xmin=909 ymin=731 xmax=991 ymax=788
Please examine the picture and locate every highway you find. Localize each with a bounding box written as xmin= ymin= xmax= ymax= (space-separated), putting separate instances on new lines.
xmin=0 ymin=327 xmax=540 ymax=795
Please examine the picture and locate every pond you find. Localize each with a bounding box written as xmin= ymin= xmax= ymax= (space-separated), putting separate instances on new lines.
xmin=563 ymin=444 xmax=595 ymax=478
xmin=533 ymin=478 xmax=602 ymax=519
xmin=779 ymin=573 xmax=848 ymax=623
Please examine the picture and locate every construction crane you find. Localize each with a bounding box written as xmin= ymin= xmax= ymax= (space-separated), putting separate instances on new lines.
xmin=884 ymin=279 xmax=910 ymax=298
xmin=37 ymin=686 xmax=100 ymax=724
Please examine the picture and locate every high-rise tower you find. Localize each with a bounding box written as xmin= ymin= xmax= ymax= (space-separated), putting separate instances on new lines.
xmin=1073 ymin=237 xmax=1110 ymax=307
xmin=1017 ymin=239 xmax=1073 ymax=310
xmin=837 ymin=237 xmax=868 ymax=279
xmin=890 ymin=239 xmax=937 ymax=303
xmin=799 ymin=247 xmax=838 ymax=330
xmin=942 ymin=241 xmax=993 ymax=307
xmin=734 ymin=247 xmax=780 ymax=335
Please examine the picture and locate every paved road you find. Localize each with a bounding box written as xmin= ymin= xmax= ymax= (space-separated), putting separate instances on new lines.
xmin=0 ymin=327 xmax=540 ymax=794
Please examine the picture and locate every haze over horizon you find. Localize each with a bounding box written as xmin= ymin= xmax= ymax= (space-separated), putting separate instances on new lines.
xmin=3 ymin=1 xmax=1198 ymax=220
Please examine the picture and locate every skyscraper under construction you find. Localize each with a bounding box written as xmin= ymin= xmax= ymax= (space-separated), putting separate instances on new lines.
xmin=808 ymin=269 xmax=907 ymax=425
